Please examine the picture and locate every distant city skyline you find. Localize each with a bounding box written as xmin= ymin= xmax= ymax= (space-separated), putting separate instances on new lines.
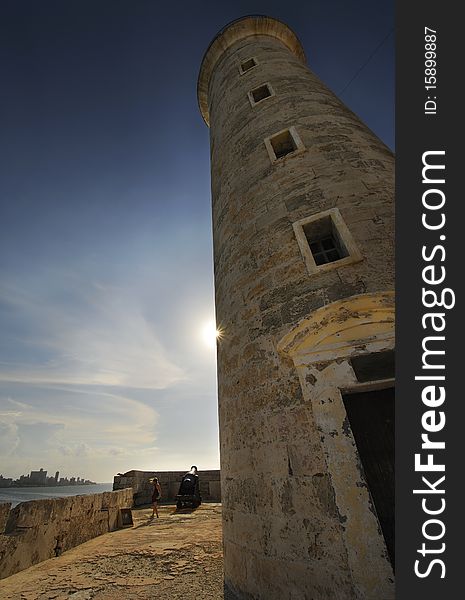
xmin=0 ymin=467 xmax=96 ymax=486
xmin=0 ymin=1 xmax=394 ymax=481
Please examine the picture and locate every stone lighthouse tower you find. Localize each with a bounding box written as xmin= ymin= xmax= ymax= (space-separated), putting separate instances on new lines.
xmin=198 ymin=15 xmax=395 ymax=600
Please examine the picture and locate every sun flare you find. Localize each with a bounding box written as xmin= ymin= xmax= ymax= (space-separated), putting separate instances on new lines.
xmin=201 ymin=320 xmax=221 ymax=348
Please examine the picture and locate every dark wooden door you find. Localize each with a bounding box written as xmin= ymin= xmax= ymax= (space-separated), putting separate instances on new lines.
xmin=342 ymin=387 xmax=395 ymax=566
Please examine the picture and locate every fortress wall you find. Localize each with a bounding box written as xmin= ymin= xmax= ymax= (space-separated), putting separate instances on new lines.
xmin=113 ymin=470 xmax=221 ymax=506
xmin=0 ymin=488 xmax=133 ymax=580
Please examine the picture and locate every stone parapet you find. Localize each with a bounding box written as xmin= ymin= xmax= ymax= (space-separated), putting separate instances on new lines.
xmin=0 ymin=488 xmax=132 ymax=580
xmin=113 ymin=469 xmax=221 ymax=506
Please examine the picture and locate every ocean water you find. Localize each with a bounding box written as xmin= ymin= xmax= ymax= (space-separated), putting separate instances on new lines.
xmin=0 ymin=483 xmax=114 ymax=507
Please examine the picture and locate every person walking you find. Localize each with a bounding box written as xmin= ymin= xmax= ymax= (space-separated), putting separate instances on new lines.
xmin=149 ymin=477 xmax=162 ymax=518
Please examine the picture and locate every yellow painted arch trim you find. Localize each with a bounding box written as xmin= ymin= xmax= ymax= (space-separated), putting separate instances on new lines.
xmin=277 ymin=291 xmax=395 ymax=357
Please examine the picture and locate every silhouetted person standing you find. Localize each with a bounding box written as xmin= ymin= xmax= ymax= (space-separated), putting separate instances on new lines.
xmin=149 ymin=477 xmax=161 ymax=518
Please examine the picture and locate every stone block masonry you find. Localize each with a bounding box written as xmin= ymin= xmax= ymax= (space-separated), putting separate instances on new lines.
xmin=0 ymin=488 xmax=133 ymax=580
xmin=113 ymin=469 xmax=221 ymax=506
xmin=198 ymin=14 xmax=395 ymax=600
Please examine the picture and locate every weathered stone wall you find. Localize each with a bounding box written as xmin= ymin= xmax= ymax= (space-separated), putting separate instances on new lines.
xmin=198 ymin=15 xmax=394 ymax=600
xmin=0 ymin=488 xmax=133 ymax=580
xmin=113 ymin=470 xmax=221 ymax=506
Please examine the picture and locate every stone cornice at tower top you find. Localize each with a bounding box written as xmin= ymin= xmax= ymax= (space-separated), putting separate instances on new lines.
xmin=197 ymin=15 xmax=306 ymax=126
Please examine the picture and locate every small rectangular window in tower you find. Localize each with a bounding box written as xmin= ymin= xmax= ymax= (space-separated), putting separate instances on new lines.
xmin=264 ymin=127 xmax=304 ymax=163
xmin=303 ymin=216 xmax=348 ymax=266
xmin=270 ymin=130 xmax=296 ymax=158
xmin=293 ymin=208 xmax=363 ymax=275
xmin=248 ymin=83 xmax=274 ymax=107
xmin=239 ymin=57 xmax=258 ymax=74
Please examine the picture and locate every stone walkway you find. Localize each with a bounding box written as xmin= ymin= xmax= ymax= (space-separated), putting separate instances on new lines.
xmin=0 ymin=503 xmax=224 ymax=600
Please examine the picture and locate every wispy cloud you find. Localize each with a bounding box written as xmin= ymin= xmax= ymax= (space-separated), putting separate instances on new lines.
xmin=0 ymin=387 xmax=160 ymax=479
xmin=0 ymin=276 xmax=185 ymax=389
xmin=0 ymin=246 xmax=218 ymax=480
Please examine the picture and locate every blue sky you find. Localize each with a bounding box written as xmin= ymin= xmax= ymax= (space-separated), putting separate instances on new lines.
xmin=0 ymin=1 xmax=393 ymax=482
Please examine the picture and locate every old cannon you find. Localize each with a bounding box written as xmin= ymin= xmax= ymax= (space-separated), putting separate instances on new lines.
xmin=176 ymin=466 xmax=201 ymax=509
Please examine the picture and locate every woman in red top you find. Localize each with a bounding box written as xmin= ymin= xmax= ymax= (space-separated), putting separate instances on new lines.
xmin=150 ymin=477 xmax=162 ymax=518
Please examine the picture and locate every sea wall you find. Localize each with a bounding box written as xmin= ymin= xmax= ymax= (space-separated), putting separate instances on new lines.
xmin=113 ymin=470 xmax=221 ymax=506
xmin=0 ymin=488 xmax=133 ymax=580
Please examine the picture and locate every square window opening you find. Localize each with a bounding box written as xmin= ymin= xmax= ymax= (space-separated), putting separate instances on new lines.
xmin=270 ymin=130 xmax=297 ymax=159
xmin=252 ymin=84 xmax=272 ymax=104
xmin=351 ymin=351 xmax=395 ymax=383
xmin=241 ymin=58 xmax=257 ymax=73
xmin=303 ymin=215 xmax=349 ymax=266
